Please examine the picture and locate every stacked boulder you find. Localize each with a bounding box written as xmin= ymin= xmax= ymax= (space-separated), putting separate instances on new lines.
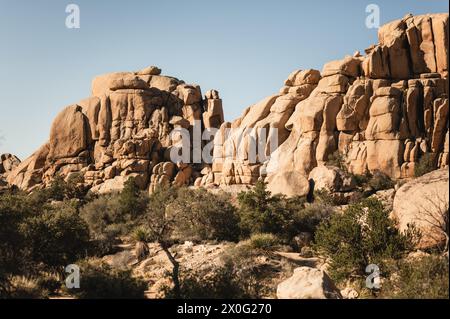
xmin=0 ymin=153 xmax=20 ymax=191
xmin=207 ymin=69 xmax=320 ymax=193
xmin=207 ymin=13 xmax=448 ymax=196
xmin=5 ymin=67 xmax=224 ymax=193
xmin=3 ymin=13 xmax=449 ymax=198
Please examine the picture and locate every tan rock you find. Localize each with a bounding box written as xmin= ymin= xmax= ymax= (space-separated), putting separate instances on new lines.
xmin=308 ymin=166 xmax=344 ymax=192
xmin=48 ymin=105 xmax=89 ymax=160
xmin=266 ymin=170 xmax=310 ymax=198
xmin=276 ymin=267 xmax=341 ymax=299
xmin=322 ymin=56 xmax=361 ymax=77
xmin=136 ymin=65 xmax=161 ymax=76
xmin=392 ymin=169 xmax=449 ymax=249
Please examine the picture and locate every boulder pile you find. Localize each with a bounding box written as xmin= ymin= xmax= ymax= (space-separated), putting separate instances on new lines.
xmin=3 ymin=13 xmax=448 ymax=197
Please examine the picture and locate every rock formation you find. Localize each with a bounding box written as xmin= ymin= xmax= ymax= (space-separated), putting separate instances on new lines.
xmin=276 ymin=266 xmax=342 ymax=299
xmin=3 ymin=13 xmax=449 ymax=198
xmin=5 ymin=66 xmax=224 ymax=193
xmin=392 ymin=168 xmax=449 ymax=250
xmin=208 ymin=13 xmax=448 ymax=196
xmin=0 ymin=153 xmax=20 ymax=191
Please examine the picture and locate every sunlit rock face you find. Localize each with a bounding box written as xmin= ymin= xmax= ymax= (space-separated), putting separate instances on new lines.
xmin=6 ymin=66 xmax=224 ymax=193
xmin=211 ymin=13 xmax=448 ymax=196
xmin=5 ymin=13 xmax=449 ymax=197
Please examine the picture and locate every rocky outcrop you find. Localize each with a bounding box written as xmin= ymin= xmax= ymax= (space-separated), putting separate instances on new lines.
xmin=0 ymin=153 xmax=20 ymax=175
xmin=0 ymin=153 xmax=20 ymax=192
xmin=206 ymin=13 xmax=448 ymax=196
xmin=392 ymin=169 xmax=449 ymax=250
xmin=6 ymin=66 xmax=224 ymax=193
xmin=276 ymin=266 xmax=341 ymax=299
xmin=5 ymin=13 xmax=449 ymax=197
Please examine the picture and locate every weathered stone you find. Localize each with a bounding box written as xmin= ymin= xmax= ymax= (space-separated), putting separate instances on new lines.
xmin=392 ymin=169 xmax=449 ymax=250
xmin=276 ymin=267 xmax=341 ymax=299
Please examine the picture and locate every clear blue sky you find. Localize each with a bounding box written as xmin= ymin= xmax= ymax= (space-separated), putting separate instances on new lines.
xmin=0 ymin=0 xmax=448 ymax=159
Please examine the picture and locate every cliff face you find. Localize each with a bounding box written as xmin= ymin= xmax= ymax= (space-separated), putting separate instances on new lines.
xmin=4 ymin=13 xmax=449 ymax=196
xmin=209 ymin=13 xmax=449 ymax=196
xmin=6 ymin=66 xmax=224 ymax=192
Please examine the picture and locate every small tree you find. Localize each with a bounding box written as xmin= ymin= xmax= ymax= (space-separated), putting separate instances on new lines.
xmin=145 ymin=186 xmax=181 ymax=298
xmin=416 ymin=192 xmax=449 ymax=253
xmin=20 ymin=201 xmax=90 ymax=269
xmin=414 ymin=153 xmax=436 ymax=177
xmin=170 ymin=188 xmax=240 ymax=242
xmin=314 ymin=198 xmax=419 ymax=282
xmin=238 ymin=180 xmax=289 ymax=237
xmin=119 ymin=177 xmax=146 ymax=218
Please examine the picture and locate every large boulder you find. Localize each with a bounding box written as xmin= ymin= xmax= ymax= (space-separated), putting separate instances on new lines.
xmin=392 ymin=169 xmax=449 ymax=250
xmin=276 ymin=267 xmax=342 ymax=299
xmin=266 ymin=170 xmax=310 ymax=198
xmin=48 ymin=105 xmax=90 ymax=160
xmin=0 ymin=153 xmax=20 ymax=174
xmin=308 ymin=165 xmax=350 ymax=193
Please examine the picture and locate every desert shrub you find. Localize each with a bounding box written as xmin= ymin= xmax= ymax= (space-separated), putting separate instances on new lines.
xmin=118 ymin=177 xmax=148 ymax=219
xmin=44 ymin=174 xmax=89 ymax=202
xmin=132 ymin=226 xmax=151 ymax=243
xmin=238 ymin=181 xmax=330 ymax=241
xmin=352 ymin=172 xmax=371 ymax=187
xmin=170 ymin=188 xmax=240 ymax=242
xmin=414 ymin=153 xmax=436 ymax=177
xmin=80 ymin=194 xmax=124 ymax=238
xmin=20 ymin=201 xmax=90 ymax=268
xmin=314 ymin=198 xmax=419 ymax=282
xmin=165 ymin=242 xmax=267 ymax=299
xmin=238 ymin=181 xmax=298 ymax=239
xmin=0 ymin=195 xmax=32 ymax=277
xmin=80 ymin=187 xmax=147 ymax=240
xmin=66 ymin=260 xmax=147 ymax=299
xmin=248 ymin=233 xmax=280 ymax=250
xmin=165 ymin=263 xmax=257 ymax=299
xmin=327 ymin=150 xmax=347 ymax=172
xmin=291 ymin=202 xmax=334 ymax=235
xmin=381 ymin=255 xmax=449 ymax=299
xmin=368 ymin=170 xmax=394 ymax=191
xmin=1 ymin=276 xmax=49 ymax=299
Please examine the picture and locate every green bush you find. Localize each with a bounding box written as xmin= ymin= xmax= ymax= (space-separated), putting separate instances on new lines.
xmin=1 ymin=276 xmax=49 ymax=299
xmin=414 ymin=153 xmax=436 ymax=177
xmin=237 ymin=181 xmax=327 ymax=242
xmin=20 ymin=201 xmax=90 ymax=268
xmin=132 ymin=226 xmax=151 ymax=243
xmin=80 ymin=178 xmax=148 ymax=241
xmin=80 ymin=194 xmax=124 ymax=238
xmin=314 ymin=198 xmax=419 ymax=282
xmin=165 ymin=264 xmax=257 ymax=299
xmin=352 ymin=173 xmax=371 ymax=187
xmin=118 ymin=177 xmax=148 ymax=219
xmin=165 ymin=242 xmax=267 ymax=299
xmin=292 ymin=202 xmax=334 ymax=235
xmin=170 ymin=188 xmax=240 ymax=242
xmin=66 ymin=260 xmax=147 ymax=299
xmin=326 ymin=150 xmax=347 ymax=172
xmin=368 ymin=170 xmax=394 ymax=191
xmin=248 ymin=233 xmax=280 ymax=250
xmin=44 ymin=174 xmax=89 ymax=202
xmin=381 ymin=255 xmax=449 ymax=299
xmin=238 ymin=181 xmax=303 ymax=239
xmin=0 ymin=194 xmax=32 ymax=278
